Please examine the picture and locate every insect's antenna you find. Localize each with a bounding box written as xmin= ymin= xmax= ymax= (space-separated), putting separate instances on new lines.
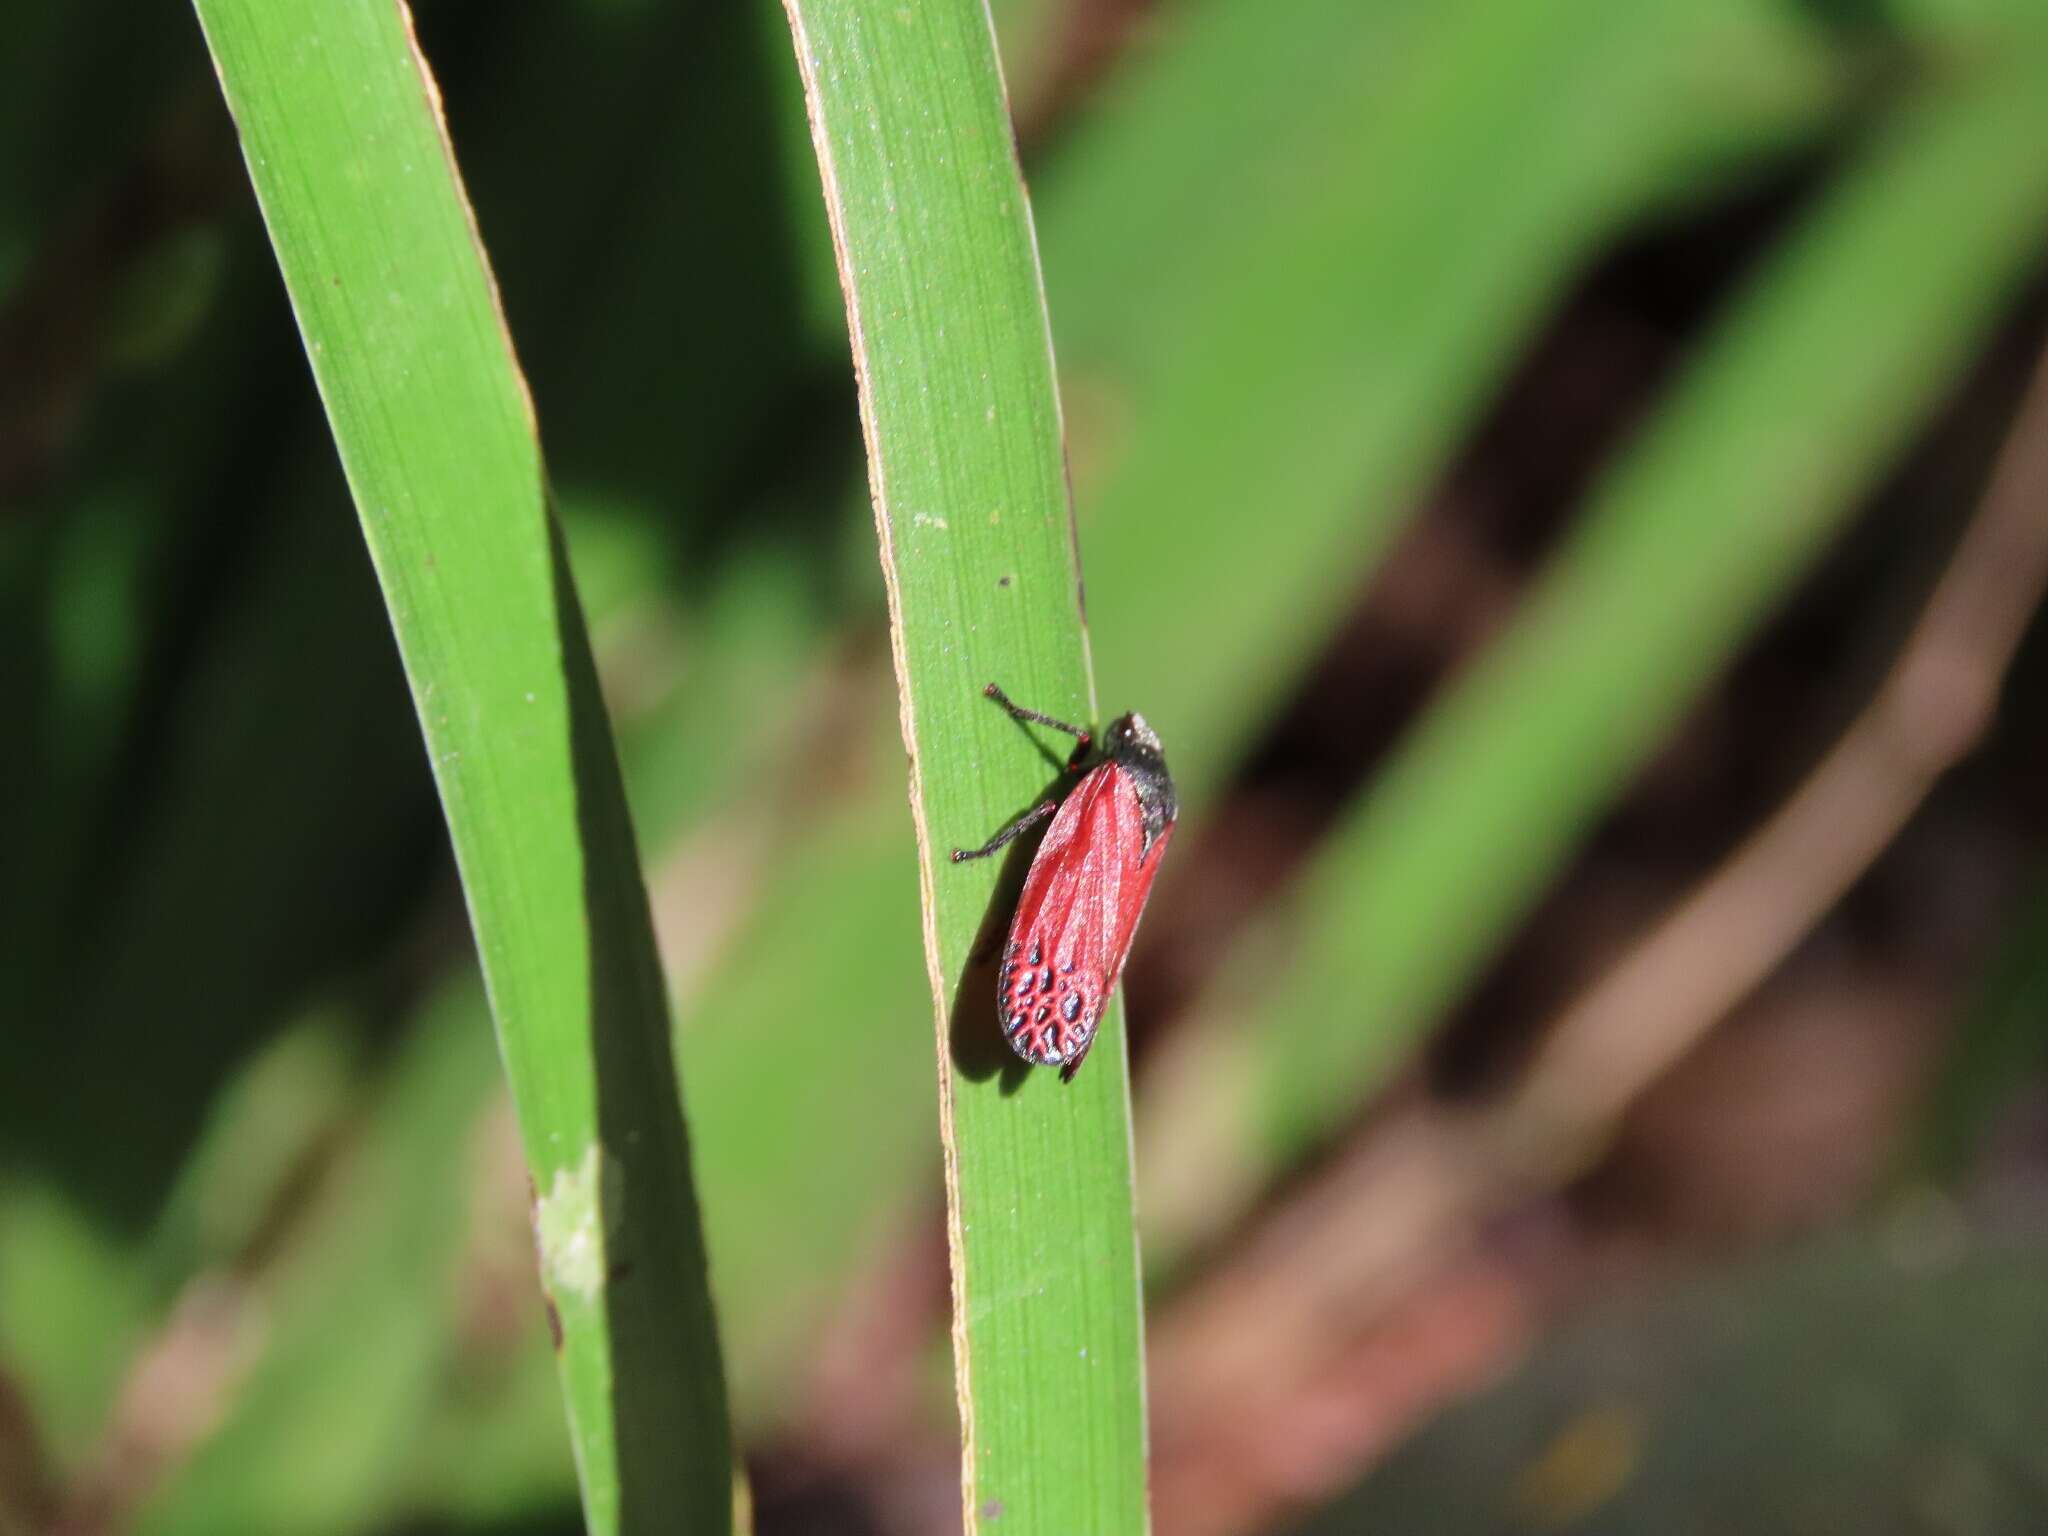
xmin=983 ymin=681 xmax=1091 ymax=751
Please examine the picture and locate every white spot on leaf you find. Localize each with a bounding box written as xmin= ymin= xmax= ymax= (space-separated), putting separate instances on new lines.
xmin=535 ymin=1144 xmax=619 ymax=1304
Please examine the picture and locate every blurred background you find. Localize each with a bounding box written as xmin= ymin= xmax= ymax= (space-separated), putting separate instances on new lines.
xmin=4 ymin=0 xmax=2047 ymax=1533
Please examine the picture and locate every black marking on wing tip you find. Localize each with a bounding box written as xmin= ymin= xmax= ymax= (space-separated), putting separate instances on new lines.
xmin=1058 ymin=1019 xmax=1100 ymax=1083
xmin=1006 ymin=963 xmax=1039 ymax=1023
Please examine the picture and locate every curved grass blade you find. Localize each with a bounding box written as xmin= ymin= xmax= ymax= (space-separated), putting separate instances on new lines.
xmin=777 ymin=1 xmax=1148 ymax=1529
xmin=188 ymin=3 xmax=732 ymax=1529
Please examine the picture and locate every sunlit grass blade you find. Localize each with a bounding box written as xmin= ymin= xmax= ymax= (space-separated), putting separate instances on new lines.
xmin=188 ymin=2 xmax=732 ymax=1530
xmin=777 ymin=0 xmax=1148 ymax=1528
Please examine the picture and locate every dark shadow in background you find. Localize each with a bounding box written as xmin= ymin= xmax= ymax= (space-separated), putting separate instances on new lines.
xmin=1 ymin=194 xmax=444 ymax=1225
xmin=423 ymin=0 xmax=862 ymax=601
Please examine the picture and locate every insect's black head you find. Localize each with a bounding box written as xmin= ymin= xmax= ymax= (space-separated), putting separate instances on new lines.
xmin=1105 ymin=712 xmax=1162 ymax=764
xmin=1106 ymin=711 xmax=1177 ymax=851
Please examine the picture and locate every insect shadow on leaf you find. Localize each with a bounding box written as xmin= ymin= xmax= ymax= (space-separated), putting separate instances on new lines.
xmin=948 ymin=756 xmax=1075 ymax=1094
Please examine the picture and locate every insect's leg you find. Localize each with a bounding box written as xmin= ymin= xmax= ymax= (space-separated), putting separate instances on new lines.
xmin=983 ymin=682 xmax=1092 ymax=755
xmin=950 ymin=797 xmax=1059 ymax=862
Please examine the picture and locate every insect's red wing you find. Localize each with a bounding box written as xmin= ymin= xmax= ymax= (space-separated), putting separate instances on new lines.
xmin=998 ymin=763 xmax=1172 ymax=1076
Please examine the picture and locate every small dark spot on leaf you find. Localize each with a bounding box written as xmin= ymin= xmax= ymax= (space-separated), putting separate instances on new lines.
xmin=543 ymin=1293 xmax=564 ymax=1351
xmin=997 ymin=574 xmax=1011 ymax=588
xmin=981 ymin=1498 xmax=1004 ymax=1519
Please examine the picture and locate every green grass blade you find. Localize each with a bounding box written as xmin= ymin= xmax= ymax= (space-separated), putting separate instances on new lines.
xmin=778 ymin=1 xmax=1147 ymax=1529
xmin=188 ymin=4 xmax=731 ymax=1531
xmin=1151 ymin=49 xmax=2048 ymax=1238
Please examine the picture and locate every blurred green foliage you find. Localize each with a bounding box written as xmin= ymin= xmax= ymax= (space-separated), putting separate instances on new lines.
xmin=3 ymin=0 xmax=2044 ymax=1530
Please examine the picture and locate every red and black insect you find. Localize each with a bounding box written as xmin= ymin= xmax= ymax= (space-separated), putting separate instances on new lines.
xmin=951 ymin=682 xmax=1178 ymax=1081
